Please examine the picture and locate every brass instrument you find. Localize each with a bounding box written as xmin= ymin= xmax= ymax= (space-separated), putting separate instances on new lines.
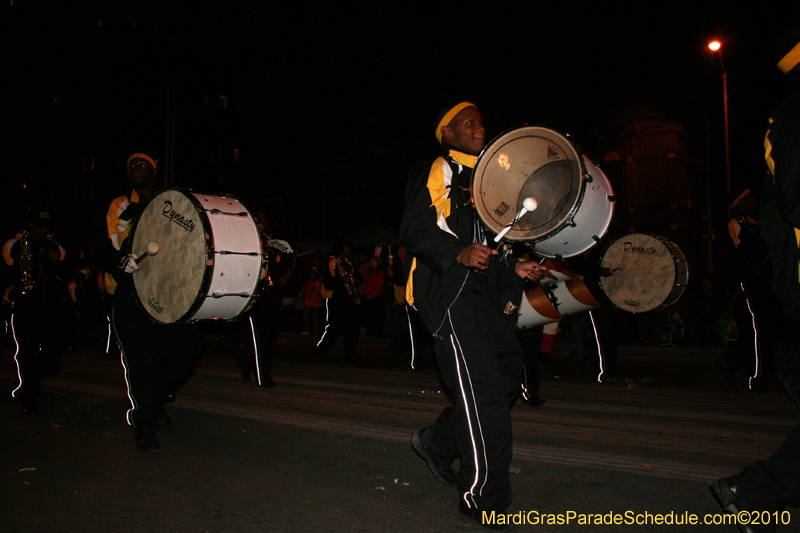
xmin=19 ymin=231 xmax=35 ymax=295
xmin=335 ymin=257 xmax=360 ymax=304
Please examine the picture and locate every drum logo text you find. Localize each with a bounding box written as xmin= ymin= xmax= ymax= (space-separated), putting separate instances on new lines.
xmin=161 ymin=201 xmax=196 ymax=233
xmin=493 ymin=201 xmax=512 ymax=218
xmin=623 ymin=298 xmax=641 ymax=308
xmin=147 ymin=296 xmax=163 ymax=314
xmin=622 ymin=242 xmax=657 ymax=255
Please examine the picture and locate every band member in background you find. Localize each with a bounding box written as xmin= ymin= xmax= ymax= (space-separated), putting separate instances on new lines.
xmin=89 ymin=153 xmax=202 ymax=452
xmin=6 ymin=212 xmax=74 ymax=414
xmin=315 ymin=239 xmax=360 ymax=365
xmin=712 ymin=189 xmax=777 ymax=393
xmin=400 ymin=102 xmax=545 ymax=531
xmin=711 ymin=20 xmax=800 ymax=529
xmin=238 ymin=212 xmax=284 ymax=388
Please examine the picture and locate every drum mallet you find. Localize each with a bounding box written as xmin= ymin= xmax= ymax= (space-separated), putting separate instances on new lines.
xmin=494 ymin=197 xmax=538 ymax=243
xmin=135 ymin=242 xmax=160 ymax=265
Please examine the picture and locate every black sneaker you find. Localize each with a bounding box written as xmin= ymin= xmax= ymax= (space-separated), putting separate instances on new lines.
xmin=412 ymin=428 xmax=457 ymax=486
xmin=712 ymin=359 xmax=737 ymax=391
xmin=459 ymin=500 xmax=521 ymax=532
xmin=135 ymin=427 xmax=161 ymax=452
xmin=779 ymin=373 xmax=800 ymax=409
xmin=522 ymin=396 xmax=547 ymax=408
xmin=155 ymin=408 xmax=173 ymax=430
xmin=710 ymin=477 xmax=775 ymax=533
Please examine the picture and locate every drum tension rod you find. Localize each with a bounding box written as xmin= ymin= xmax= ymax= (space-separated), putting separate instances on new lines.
xmin=218 ymin=251 xmax=260 ymax=256
xmin=209 ymin=209 xmax=248 ymax=216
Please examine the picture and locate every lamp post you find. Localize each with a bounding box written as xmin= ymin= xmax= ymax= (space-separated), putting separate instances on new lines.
xmin=708 ymin=40 xmax=731 ymax=198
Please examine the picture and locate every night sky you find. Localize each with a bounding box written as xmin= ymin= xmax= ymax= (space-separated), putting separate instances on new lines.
xmin=3 ymin=2 xmax=797 ymax=249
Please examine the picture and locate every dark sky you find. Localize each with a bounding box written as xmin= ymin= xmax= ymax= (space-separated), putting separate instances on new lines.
xmin=2 ymin=2 xmax=797 ymax=242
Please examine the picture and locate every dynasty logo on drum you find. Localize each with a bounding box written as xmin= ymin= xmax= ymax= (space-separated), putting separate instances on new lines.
xmin=622 ymin=242 xmax=657 ymax=255
xmin=161 ymin=201 xmax=196 ymax=233
xmin=147 ymin=296 xmax=164 ymax=314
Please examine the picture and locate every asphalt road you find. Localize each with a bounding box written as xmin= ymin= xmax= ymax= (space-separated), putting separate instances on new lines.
xmin=2 ymin=326 xmax=799 ymax=532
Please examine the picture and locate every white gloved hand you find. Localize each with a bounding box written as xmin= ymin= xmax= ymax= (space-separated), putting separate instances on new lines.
xmin=120 ymin=254 xmax=140 ymax=274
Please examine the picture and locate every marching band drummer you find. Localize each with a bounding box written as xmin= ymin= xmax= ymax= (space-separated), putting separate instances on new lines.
xmin=400 ymin=102 xmax=546 ymax=531
xmin=88 ymin=153 xmax=202 ymax=452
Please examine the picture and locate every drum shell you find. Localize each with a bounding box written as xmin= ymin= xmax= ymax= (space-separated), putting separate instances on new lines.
xmin=549 ymin=277 xmax=600 ymax=317
xmin=533 ymin=157 xmax=614 ymax=259
xmin=516 ymin=274 xmax=599 ymax=329
xmin=599 ymin=233 xmax=689 ymax=314
xmin=191 ymin=193 xmax=262 ymax=320
xmin=517 ymin=284 xmax=561 ymax=329
xmin=130 ymin=189 xmax=263 ymax=324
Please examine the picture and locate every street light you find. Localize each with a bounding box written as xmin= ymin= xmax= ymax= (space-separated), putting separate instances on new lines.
xmin=708 ymin=40 xmax=731 ymax=198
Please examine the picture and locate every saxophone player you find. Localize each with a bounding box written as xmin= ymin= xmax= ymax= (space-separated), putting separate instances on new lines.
xmin=315 ymin=239 xmax=360 ymax=365
xmin=6 ymin=211 xmax=74 ymax=414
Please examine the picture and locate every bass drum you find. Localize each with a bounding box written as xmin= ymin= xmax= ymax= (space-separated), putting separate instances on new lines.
xmin=129 ymin=189 xmax=264 ymax=324
xmin=472 ymin=126 xmax=615 ymax=259
xmin=599 ymin=233 xmax=689 ymax=313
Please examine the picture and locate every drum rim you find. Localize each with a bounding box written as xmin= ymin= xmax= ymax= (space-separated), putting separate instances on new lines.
xmin=472 ymin=124 xmax=588 ymax=243
xmin=598 ymin=232 xmax=689 ymax=314
xmin=129 ymin=188 xmax=216 ymax=324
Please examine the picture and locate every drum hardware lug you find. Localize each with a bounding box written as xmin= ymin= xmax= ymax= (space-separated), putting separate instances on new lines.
xmin=592 ymin=235 xmax=601 ymax=243
xmin=585 ymin=175 xmax=593 ymax=183
xmin=607 ymin=195 xmax=616 ymax=202
xmin=555 ymin=254 xmax=563 ymax=262
xmin=567 ymin=221 xmax=577 ymax=228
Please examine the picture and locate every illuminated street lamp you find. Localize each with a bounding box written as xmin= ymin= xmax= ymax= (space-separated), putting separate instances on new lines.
xmin=708 ymin=40 xmax=731 ymax=197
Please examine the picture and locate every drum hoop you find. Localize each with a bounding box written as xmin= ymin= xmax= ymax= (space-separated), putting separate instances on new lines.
xmin=472 ymin=124 xmax=588 ymax=242
xmin=129 ymin=188 xmax=216 ymax=324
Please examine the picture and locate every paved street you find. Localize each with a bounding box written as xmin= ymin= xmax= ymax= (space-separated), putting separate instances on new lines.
xmin=2 ymin=326 xmax=799 ymax=532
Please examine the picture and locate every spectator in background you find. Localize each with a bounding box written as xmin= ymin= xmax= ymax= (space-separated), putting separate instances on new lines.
xmin=278 ymin=269 xmax=300 ymax=333
xmin=359 ymin=255 xmax=386 ymax=337
xmin=302 ymin=267 xmax=323 ymax=335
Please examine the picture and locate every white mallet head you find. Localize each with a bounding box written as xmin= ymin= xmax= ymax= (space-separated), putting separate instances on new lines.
xmin=494 ymin=197 xmax=539 ymax=242
xmin=146 ymin=242 xmax=160 ymax=256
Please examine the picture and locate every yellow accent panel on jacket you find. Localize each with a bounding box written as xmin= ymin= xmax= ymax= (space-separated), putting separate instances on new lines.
xmin=406 ymin=257 xmax=416 ymax=306
xmin=427 ymin=158 xmax=451 ymax=222
xmin=104 ymin=191 xmax=141 ymax=295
